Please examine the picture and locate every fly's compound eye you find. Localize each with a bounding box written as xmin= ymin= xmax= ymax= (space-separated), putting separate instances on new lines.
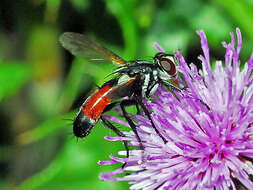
xmin=158 ymin=56 xmax=177 ymax=76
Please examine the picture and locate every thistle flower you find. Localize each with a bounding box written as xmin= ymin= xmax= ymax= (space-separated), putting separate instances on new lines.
xmin=98 ymin=28 xmax=253 ymax=190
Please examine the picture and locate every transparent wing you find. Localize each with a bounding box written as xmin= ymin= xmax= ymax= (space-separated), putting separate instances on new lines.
xmin=59 ymin=32 xmax=126 ymax=66
xmin=106 ymin=77 xmax=136 ymax=100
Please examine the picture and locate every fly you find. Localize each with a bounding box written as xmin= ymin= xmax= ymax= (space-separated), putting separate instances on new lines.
xmin=59 ymin=32 xmax=181 ymax=151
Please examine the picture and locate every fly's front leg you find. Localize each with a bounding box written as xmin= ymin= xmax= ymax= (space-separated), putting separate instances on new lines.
xmin=162 ymin=80 xmax=210 ymax=110
xmin=162 ymin=80 xmax=183 ymax=92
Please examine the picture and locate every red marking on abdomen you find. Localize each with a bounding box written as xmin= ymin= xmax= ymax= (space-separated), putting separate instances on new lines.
xmin=82 ymin=85 xmax=112 ymax=121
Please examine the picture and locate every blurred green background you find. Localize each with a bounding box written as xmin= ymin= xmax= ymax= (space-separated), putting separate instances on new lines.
xmin=0 ymin=0 xmax=253 ymax=189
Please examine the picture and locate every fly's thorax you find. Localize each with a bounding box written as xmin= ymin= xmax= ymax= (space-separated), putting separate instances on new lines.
xmin=125 ymin=61 xmax=154 ymax=76
xmin=117 ymin=74 xmax=131 ymax=86
xmin=122 ymin=62 xmax=161 ymax=98
xmin=106 ymin=74 xmax=136 ymax=99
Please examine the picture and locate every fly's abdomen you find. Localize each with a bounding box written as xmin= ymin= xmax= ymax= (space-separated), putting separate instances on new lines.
xmin=82 ymin=85 xmax=112 ymax=121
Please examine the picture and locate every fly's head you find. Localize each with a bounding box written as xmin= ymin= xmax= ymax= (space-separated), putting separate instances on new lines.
xmin=154 ymin=52 xmax=179 ymax=82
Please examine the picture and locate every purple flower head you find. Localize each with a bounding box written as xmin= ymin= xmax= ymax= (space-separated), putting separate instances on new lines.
xmin=99 ymin=28 xmax=253 ymax=190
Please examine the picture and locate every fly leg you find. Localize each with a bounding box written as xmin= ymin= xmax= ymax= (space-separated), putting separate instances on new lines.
xmin=104 ymin=101 xmax=140 ymax=115
xmin=162 ymin=80 xmax=183 ymax=92
xmin=102 ymin=99 xmax=145 ymax=165
xmin=120 ymin=99 xmax=144 ymax=150
xmin=134 ymin=96 xmax=168 ymax=144
xmin=101 ymin=102 xmax=131 ymax=168
xmin=103 ymin=100 xmax=143 ymax=153
xmin=100 ymin=116 xmax=129 ymax=168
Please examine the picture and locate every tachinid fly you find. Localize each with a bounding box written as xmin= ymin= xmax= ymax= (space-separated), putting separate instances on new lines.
xmin=59 ymin=32 xmax=180 ymax=149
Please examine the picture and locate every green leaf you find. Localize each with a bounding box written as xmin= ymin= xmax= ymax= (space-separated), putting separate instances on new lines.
xmin=0 ymin=62 xmax=31 ymax=101
xmin=16 ymin=111 xmax=76 ymax=145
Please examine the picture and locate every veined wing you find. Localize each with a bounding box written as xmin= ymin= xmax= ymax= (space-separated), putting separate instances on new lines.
xmin=59 ymin=32 xmax=126 ymax=66
xmin=106 ymin=76 xmax=136 ymax=100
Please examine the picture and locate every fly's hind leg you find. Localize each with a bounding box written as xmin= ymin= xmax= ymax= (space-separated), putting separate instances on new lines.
xmin=101 ymin=99 xmax=145 ymax=166
xmin=120 ymin=99 xmax=144 ymax=150
xmin=100 ymin=116 xmax=129 ymax=168
xmin=134 ymin=96 xmax=168 ymax=144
